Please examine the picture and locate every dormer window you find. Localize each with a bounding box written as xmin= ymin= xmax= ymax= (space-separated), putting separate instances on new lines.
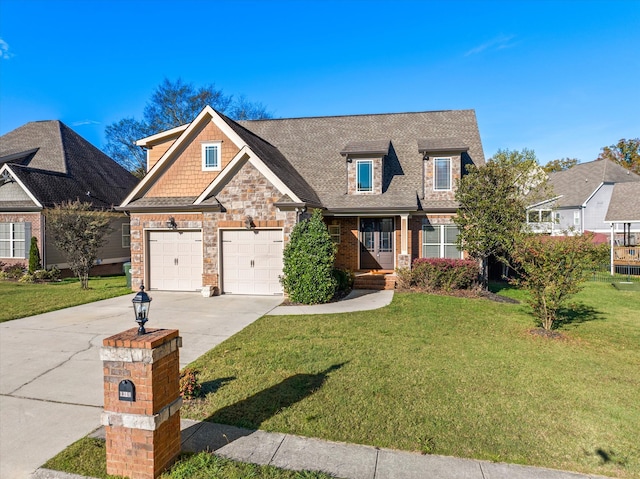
xmin=433 ymin=157 xmax=451 ymax=190
xmin=356 ymin=160 xmax=373 ymax=193
xmin=202 ymin=142 xmax=222 ymax=171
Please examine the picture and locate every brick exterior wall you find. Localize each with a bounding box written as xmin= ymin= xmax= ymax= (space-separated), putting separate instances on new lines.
xmin=102 ymin=328 xmax=181 ymax=479
xmin=423 ymin=154 xmax=462 ymax=201
xmin=146 ymin=121 xmax=240 ymax=198
xmin=329 ymin=217 xmax=359 ymax=271
xmin=0 ymin=212 xmax=43 ymax=267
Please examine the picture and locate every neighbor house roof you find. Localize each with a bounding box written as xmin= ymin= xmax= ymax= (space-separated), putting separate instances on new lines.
xmin=0 ymin=120 xmax=138 ymax=209
xmin=605 ymin=182 xmax=640 ymax=223
xmin=238 ymin=109 xmax=484 ymax=211
xmin=548 ymin=159 xmax=640 ymax=208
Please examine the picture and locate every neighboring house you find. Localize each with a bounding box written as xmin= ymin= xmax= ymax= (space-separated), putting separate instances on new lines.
xmin=526 ymin=159 xmax=640 ymax=237
xmin=119 ymin=106 xmax=484 ymax=294
xmin=605 ymin=181 xmax=640 ymax=272
xmin=0 ymin=121 xmax=139 ymax=274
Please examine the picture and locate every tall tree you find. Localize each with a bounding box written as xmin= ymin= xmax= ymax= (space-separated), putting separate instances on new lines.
xmin=45 ymin=200 xmax=114 ymax=289
xmin=104 ymin=78 xmax=272 ymax=177
xmin=543 ymin=157 xmax=579 ymax=173
xmin=454 ymin=148 xmax=547 ymax=287
xmin=597 ymin=138 xmax=640 ymax=175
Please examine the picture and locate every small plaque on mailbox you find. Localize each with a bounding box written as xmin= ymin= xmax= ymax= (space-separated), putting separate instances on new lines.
xmin=118 ymin=380 xmax=135 ymax=402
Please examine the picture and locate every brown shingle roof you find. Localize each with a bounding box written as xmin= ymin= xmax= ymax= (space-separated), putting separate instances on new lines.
xmin=0 ymin=121 xmax=138 ymax=209
xmin=605 ymin=182 xmax=640 ymax=222
xmin=549 ymin=159 xmax=640 ymax=208
xmin=238 ymin=110 xmax=484 ymax=211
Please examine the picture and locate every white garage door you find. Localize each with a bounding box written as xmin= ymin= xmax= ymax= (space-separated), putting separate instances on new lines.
xmin=148 ymin=230 xmax=203 ymax=291
xmin=221 ymin=229 xmax=283 ymax=295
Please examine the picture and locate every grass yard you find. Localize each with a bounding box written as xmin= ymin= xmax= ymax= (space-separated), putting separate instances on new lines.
xmin=179 ymin=283 xmax=640 ymax=478
xmin=0 ymin=276 xmax=131 ymax=322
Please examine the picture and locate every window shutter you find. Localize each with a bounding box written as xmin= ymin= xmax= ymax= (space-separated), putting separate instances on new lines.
xmin=24 ymin=222 xmax=31 ymax=259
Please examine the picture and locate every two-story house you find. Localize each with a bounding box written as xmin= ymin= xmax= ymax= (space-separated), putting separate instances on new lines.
xmin=526 ymin=159 xmax=640 ymax=240
xmin=119 ymin=106 xmax=485 ymax=294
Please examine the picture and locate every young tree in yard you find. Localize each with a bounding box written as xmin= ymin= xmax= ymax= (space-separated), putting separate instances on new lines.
xmin=281 ymin=209 xmax=337 ymax=304
xmin=454 ymin=148 xmax=547 ymax=287
xmin=105 ymin=78 xmax=272 ymax=178
xmin=28 ymin=237 xmax=41 ymax=273
xmin=510 ymin=233 xmax=607 ymax=331
xmin=597 ymin=138 xmax=640 ymax=175
xmin=45 ymin=200 xmax=114 ymax=289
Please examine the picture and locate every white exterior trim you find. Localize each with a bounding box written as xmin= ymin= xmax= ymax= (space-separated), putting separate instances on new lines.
xmin=135 ymin=124 xmax=189 ymax=146
xmin=582 ymin=182 xmax=604 ymax=207
xmin=0 ymin=164 xmax=43 ymax=208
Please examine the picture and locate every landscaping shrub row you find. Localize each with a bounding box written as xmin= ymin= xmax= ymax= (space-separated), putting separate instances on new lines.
xmin=398 ymin=258 xmax=479 ymax=291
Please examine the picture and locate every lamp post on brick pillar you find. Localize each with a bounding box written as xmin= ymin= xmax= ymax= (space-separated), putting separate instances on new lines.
xmin=100 ymin=288 xmax=182 ymax=479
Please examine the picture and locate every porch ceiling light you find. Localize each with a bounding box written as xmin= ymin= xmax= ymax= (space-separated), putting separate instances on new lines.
xmin=132 ymin=284 xmax=152 ymax=335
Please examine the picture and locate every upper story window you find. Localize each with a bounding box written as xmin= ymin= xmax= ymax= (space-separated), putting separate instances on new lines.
xmin=356 ymin=160 xmax=373 ymax=193
xmin=434 ymin=158 xmax=451 ymax=190
xmin=202 ymin=142 xmax=222 ymax=171
xmin=0 ymin=222 xmax=30 ymax=259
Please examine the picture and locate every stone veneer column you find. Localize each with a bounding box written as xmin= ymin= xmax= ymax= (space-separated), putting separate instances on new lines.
xmin=100 ymin=328 xmax=182 ymax=479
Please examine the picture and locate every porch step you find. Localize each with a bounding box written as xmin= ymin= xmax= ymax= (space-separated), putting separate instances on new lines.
xmin=353 ymin=274 xmax=396 ymax=291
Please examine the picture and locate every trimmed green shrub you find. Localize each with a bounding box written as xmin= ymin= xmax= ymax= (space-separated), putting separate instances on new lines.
xmin=281 ymin=209 xmax=337 ymax=304
xmin=333 ymin=268 xmax=354 ymax=292
xmin=2 ymin=264 xmax=26 ymax=280
xmin=406 ymin=258 xmax=479 ymax=291
xmin=28 ymin=236 xmax=41 ymax=273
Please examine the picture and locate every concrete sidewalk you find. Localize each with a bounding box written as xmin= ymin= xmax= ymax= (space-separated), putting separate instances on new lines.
xmin=268 ymin=289 xmax=394 ymax=315
xmin=34 ymin=419 xmax=610 ymax=479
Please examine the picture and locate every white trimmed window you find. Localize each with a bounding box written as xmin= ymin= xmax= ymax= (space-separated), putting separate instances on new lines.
xmin=122 ymin=223 xmax=131 ymax=248
xmin=202 ymin=142 xmax=222 ymax=171
xmin=422 ymin=224 xmax=461 ymax=259
xmin=527 ymin=210 xmax=553 ymax=223
xmin=433 ymin=158 xmax=451 ymax=190
xmin=356 ymin=160 xmax=373 ymax=193
xmin=573 ymin=211 xmax=580 ymax=226
xmin=0 ymin=222 xmax=30 ymax=259
xmin=328 ymin=225 xmax=341 ymax=244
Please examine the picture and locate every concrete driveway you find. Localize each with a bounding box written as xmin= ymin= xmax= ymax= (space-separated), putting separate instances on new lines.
xmin=0 ymin=292 xmax=282 ymax=479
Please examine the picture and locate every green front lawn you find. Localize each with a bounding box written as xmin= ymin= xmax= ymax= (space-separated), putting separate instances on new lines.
xmin=0 ymin=276 xmax=131 ymax=322
xmin=179 ymin=283 xmax=639 ymax=478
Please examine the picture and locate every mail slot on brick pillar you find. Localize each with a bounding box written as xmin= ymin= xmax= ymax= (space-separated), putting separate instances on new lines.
xmin=100 ymin=285 xmax=183 ymax=479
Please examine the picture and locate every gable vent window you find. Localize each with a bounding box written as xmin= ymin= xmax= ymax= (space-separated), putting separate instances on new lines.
xmin=202 ymin=142 xmax=222 ymax=171
xmin=356 ymin=160 xmax=373 ymax=193
xmin=434 ymin=158 xmax=451 ymax=190
xmin=0 ymin=222 xmax=30 ymax=259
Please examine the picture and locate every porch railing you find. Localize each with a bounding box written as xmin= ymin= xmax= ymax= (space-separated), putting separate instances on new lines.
xmin=614 ymin=246 xmax=640 ymax=263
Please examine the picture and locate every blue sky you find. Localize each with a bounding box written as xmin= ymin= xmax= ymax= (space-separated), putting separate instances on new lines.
xmin=1 ymin=0 xmax=638 ymax=165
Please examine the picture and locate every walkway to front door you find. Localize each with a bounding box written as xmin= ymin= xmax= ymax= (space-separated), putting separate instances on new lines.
xmin=360 ymin=217 xmax=394 ymax=270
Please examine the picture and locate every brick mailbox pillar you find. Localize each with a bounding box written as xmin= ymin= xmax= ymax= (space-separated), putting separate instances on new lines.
xmin=100 ymin=328 xmax=182 ymax=479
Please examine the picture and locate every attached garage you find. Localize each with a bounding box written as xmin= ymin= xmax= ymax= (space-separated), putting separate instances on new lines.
xmin=147 ymin=230 xmax=203 ymax=291
xmin=221 ymin=229 xmax=283 ymax=295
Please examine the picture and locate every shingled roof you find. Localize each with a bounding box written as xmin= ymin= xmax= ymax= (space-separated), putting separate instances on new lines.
xmin=548 ymin=159 xmax=640 ymax=208
xmin=238 ymin=110 xmax=484 ymax=211
xmin=605 ymin=182 xmax=640 ymax=223
xmin=0 ymin=121 xmax=138 ymax=209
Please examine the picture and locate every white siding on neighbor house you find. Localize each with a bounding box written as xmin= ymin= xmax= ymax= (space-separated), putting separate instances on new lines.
xmin=555 ymin=208 xmax=581 ymax=233
xmin=584 ymin=184 xmax=614 ymax=232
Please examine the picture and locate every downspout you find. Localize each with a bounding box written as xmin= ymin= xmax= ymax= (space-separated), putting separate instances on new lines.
xmin=41 ymin=212 xmax=46 ymax=268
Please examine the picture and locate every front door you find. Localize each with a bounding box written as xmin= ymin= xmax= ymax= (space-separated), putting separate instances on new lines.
xmin=360 ymin=218 xmax=394 ymax=270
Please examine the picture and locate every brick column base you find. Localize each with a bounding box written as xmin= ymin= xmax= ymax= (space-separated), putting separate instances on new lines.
xmin=101 ymin=328 xmax=182 ymax=479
